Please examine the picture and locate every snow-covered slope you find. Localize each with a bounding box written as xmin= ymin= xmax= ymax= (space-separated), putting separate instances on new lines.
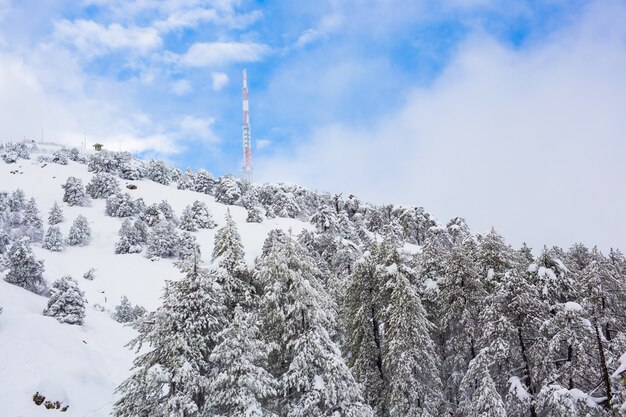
xmin=0 ymin=146 xmax=311 ymax=416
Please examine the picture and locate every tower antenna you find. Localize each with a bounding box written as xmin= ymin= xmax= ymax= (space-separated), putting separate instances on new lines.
xmin=242 ymin=69 xmax=253 ymax=182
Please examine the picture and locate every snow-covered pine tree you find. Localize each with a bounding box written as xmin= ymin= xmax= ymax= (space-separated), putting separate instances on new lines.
xmin=178 ymin=231 xmax=201 ymax=261
xmin=86 ymin=172 xmax=121 ymax=199
xmin=478 ymin=228 xmax=514 ymax=291
xmin=194 ymin=168 xmax=215 ymax=195
xmin=211 ymin=210 xmax=252 ymax=311
xmin=43 ymin=276 xmax=86 ymax=325
xmin=438 ymin=238 xmax=487 ymax=412
xmin=67 ymin=215 xmax=91 ymax=246
xmin=177 ymin=168 xmax=195 ymax=190
xmin=51 ymin=150 xmax=68 ymax=165
xmin=458 ymin=350 xmax=508 ymax=417
xmin=112 ymin=296 xmax=145 ymax=323
xmin=215 ymin=174 xmax=243 ymax=205
xmin=158 ymin=200 xmax=177 ymax=225
xmin=256 ymin=234 xmax=373 ymax=417
xmin=43 ymin=226 xmax=64 ymax=252
xmin=9 ymin=188 xmax=26 ymax=212
xmin=105 ymin=192 xmax=137 ymax=218
xmin=3 ymin=238 xmax=46 ymax=294
xmin=87 ymin=151 xmax=118 ymax=173
xmin=118 ymin=158 xmax=145 ymax=180
xmin=48 ymin=202 xmax=64 ymax=225
xmin=145 ymin=222 xmax=179 ymax=258
xmin=380 ymin=241 xmax=443 ymax=416
xmin=246 ymin=206 xmax=263 ymax=223
xmin=206 ymin=306 xmax=278 ymax=417
xmin=179 ymin=201 xmax=215 ymax=231
xmin=62 ymin=176 xmax=89 ymax=206
xmin=115 ymin=219 xmax=143 ymax=254
xmin=145 ymin=159 xmax=172 ymax=185
xmin=142 ymin=203 xmax=164 ymax=227
xmin=344 ymin=252 xmax=386 ymax=413
xmin=113 ymin=257 xmax=227 ymax=417
xmin=22 ymin=197 xmax=44 ymax=242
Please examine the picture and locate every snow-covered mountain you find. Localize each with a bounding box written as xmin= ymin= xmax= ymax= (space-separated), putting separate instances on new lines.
xmin=0 ymin=143 xmax=311 ymax=416
xmin=2 ymin=141 xmax=626 ymax=417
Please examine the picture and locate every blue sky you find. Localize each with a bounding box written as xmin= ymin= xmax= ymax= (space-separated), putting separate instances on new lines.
xmin=1 ymin=0 xmax=625 ymax=251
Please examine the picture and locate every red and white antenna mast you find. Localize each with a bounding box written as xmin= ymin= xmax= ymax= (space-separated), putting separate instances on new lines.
xmin=242 ymin=69 xmax=252 ymax=182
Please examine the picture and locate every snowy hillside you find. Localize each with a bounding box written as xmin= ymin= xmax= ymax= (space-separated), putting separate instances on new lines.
xmin=0 ymin=143 xmax=310 ymax=416
xmin=2 ymin=141 xmax=626 ymax=417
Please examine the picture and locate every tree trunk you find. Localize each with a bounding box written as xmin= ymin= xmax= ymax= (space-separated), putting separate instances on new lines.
xmin=518 ymin=327 xmax=538 ymax=417
xmin=595 ymin=324 xmax=613 ymax=408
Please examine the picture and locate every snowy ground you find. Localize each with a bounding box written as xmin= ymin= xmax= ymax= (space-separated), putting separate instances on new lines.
xmin=0 ymin=146 xmax=312 ymax=416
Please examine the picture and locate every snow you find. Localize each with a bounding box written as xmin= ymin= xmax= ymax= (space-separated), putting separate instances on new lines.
xmin=0 ymin=145 xmax=314 ymax=416
xmin=563 ymin=301 xmax=583 ymax=312
xmin=527 ymin=263 xmax=538 ymax=273
xmin=508 ymin=376 xmax=530 ymax=401
xmin=612 ymin=352 xmax=626 ymax=378
xmin=486 ymin=268 xmax=495 ymax=281
xmin=537 ymin=266 xmax=557 ymax=282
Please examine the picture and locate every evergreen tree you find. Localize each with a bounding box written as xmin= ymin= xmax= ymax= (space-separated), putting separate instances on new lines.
xmin=145 ymin=223 xmax=179 ymax=258
xmin=112 ymin=296 xmax=146 ymax=323
xmin=119 ymin=158 xmax=145 ymax=180
xmin=177 ymin=168 xmax=196 ymax=190
xmin=43 ymin=276 xmax=86 ymax=325
xmin=105 ymin=193 xmax=138 ymax=217
xmin=48 ymin=202 xmax=64 ymax=225
xmin=382 ymin=247 xmax=443 ymax=416
xmin=86 ymin=172 xmax=121 ymax=199
xmin=142 ymin=203 xmax=165 ymax=227
xmin=246 ymin=206 xmax=263 ymax=223
xmin=215 ymin=174 xmax=243 ymax=205
xmin=179 ymin=201 xmax=215 ymax=231
xmin=158 ymin=200 xmax=177 ymax=224
xmin=9 ymin=188 xmax=26 ymax=212
xmin=115 ymin=219 xmax=143 ymax=254
xmin=67 ymin=215 xmax=91 ymax=246
xmin=3 ymin=238 xmax=46 ymax=294
xmin=178 ymin=231 xmax=201 ymax=261
xmin=146 ymin=159 xmax=172 ymax=185
xmin=113 ymin=258 xmax=227 ymax=417
xmin=256 ymin=235 xmax=373 ymax=416
xmin=194 ymin=169 xmax=215 ymax=195
xmin=207 ymin=306 xmax=278 ymax=417
xmin=22 ymin=197 xmax=44 ymax=242
xmin=43 ymin=226 xmax=64 ymax=252
xmin=459 ymin=350 xmax=508 ymax=417
xmin=62 ymin=176 xmax=89 ymax=206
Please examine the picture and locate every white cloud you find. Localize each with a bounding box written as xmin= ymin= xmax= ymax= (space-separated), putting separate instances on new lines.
xmin=296 ymin=13 xmax=343 ymax=47
xmin=179 ymin=116 xmax=219 ymax=144
xmin=171 ymin=79 xmax=192 ymax=95
xmin=211 ymin=72 xmax=229 ymax=91
xmin=257 ymin=1 xmax=626 ymax=252
xmin=0 ymin=50 xmax=179 ymax=155
xmin=180 ymin=41 xmax=270 ymax=67
xmin=54 ymin=19 xmax=161 ymax=56
xmin=255 ymin=138 xmax=272 ymax=150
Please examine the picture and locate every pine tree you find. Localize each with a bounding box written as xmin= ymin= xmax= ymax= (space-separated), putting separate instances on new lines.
xmin=246 ymin=206 xmax=263 ymax=223
xmin=146 ymin=159 xmax=172 ymax=185
xmin=459 ymin=350 xmax=508 ymax=417
xmin=112 ymin=296 xmax=146 ymax=323
xmin=256 ymin=235 xmax=373 ymax=417
xmin=105 ymin=193 xmax=138 ymax=217
xmin=177 ymin=168 xmax=196 ymax=190
xmin=3 ymin=238 xmax=46 ymax=294
xmin=67 ymin=215 xmax=91 ymax=246
xmin=215 ymin=174 xmax=243 ymax=205
xmin=113 ymin=258 xmax=227 ymax=417
xmin=62 ymin=176 xmax=89 ymax=206
xmin=194 ymin=169 xmax=215 ymax=195
xmin=22 ymin=197 xmax=44 ymax=242
xmin=86 ymin=172 xmax=121 ymax=199
xmin=179 ymin=201 xmax=215 ymax=231
xmin=48 ymin=202 xmax=64 ymax=225
xmin=382 ymin=249 xmax=443 ymax=416
xmin=344 ymin=253 xmax=386 ymax=413
xmin=178 ymin=231 xmax=201 ymax=261
xmin=212 ymin=210 xmax=251 ymax=311
xmin=145 ymin=223 xmax=179 ymax=258
xmin=43 ymin=276 xmax=86 ymax=325
xmin=9 ymin=188 xmax=26 ymax=212
xmin=119 ymin=158 xmax=145 ymax=180
xmin=207 ymin=306 xmax=278 ymax=416
xmin=43 ymin=226 xmax=65 ymax=252
xmin=115 ymin=219 xmax=143 ymax=254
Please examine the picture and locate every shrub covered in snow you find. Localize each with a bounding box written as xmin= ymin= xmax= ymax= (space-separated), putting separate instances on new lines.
xmin=87 ymin=151 xmax=119 ymax=173
xmin=146 ymin=159 xmax=171 ymax=185
xmin=83 ymin=268 xmax=96 ymax=281
xmin=51 ymin=151 xmax=68 ymax=165
xmin=86 ymin=172 xmax=121 ymax=199
xmin=62 ymin=177 xmax=89 ymax=207
xmin=112 ymin=296 xmax=146 ymax=323
xmin=245 ymin=206 xmax=263 ymax=223
xmin=194 ymin=168 xmax=215 ymax=195
xmin=43 ymin=226 xmax=64 ymax=252
xmin=3 ymin=238 xmax=47 ymax=295
xmin=48 ymin=202 xmax=64 ymax=225
xmin=105 ymin=193 xmax=138 ymax=218
xmin=145 ymin=223 xmax=179 ymax=258
xmin=67 ymin=215 xmax=91 ymax=246
xmin=214 ymin=174 xmax=243 ymax=205
xmin=118 ymin=158 xmax=145 ymax=180
xmin=43 ymin=276 xmax=86 ymax=325
xmin=115 ymin=219 xmax=143 ymax=254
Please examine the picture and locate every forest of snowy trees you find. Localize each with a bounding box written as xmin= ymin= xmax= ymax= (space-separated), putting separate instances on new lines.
xmin=2 ymin=142 xmax=626 ymax=416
